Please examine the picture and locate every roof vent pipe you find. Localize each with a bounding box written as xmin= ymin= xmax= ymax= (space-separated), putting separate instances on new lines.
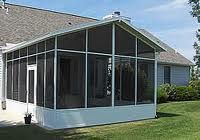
xmin=103 ymin=11 xmax=131 ymax=23
xmin=0 ymin=0 xmax=8 ymax=14
xmin=114 ymin=11 xmax=120 ymax=16
xmin=1 ymin=0 xmax=6 ymax=9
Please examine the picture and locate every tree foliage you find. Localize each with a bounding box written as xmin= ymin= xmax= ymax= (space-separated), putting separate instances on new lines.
xmin=189 ymin=0 xmax=200 ymax=17
xmin=189 ymin=0 xmax=200 ymax=66
xmin=189 ymin=0 xmax=200 ymax=79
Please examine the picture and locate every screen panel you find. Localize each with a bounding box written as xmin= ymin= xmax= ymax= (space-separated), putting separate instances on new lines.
xmin=56 ymin=52 xmax=85 ymax=109
xmin=87 ymin=54 xmax=112 ymax=107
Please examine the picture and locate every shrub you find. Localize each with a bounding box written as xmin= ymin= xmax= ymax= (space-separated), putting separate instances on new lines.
xmin=189 ymin=80 xmax=200 ymax=95
xmin=157 ymin=88 xmax=168 ymax=103
xmin=175 ymin=86 xmax=198 ymax=101
xmin=157 ymin=84 xmax=199 ymax=103
xmin=158 ymin=84 xmax=176 ymax=101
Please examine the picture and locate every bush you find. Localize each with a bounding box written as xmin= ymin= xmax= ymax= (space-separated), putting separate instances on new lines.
xmin=189 ymin=80 xmax=200 ymax=95
xmin=175 ymin=86 xmax=198 ymax=101
xmin=157 ymin=84 xmax=174 ymax=103
xmin=157 ymin=88 xmax=168 ymax=103
xmin=157 ymin=84 xmax=199 ymax=103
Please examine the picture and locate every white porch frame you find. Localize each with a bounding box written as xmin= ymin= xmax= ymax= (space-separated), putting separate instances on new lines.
xmin=2 ymin=20 xmax=160 ymax=129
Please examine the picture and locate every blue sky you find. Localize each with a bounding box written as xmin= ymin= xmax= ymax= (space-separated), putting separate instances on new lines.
xmin=9 ymin=0 xmax=199 ymax=61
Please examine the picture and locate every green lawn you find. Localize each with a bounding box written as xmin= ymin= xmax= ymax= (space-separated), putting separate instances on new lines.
xmin=1 ymin=101 xmax=200 ymax=140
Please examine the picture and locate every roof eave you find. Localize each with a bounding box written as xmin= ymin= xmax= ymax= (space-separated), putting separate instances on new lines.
xmin=158 ymin=61 xmax=194 ymax=67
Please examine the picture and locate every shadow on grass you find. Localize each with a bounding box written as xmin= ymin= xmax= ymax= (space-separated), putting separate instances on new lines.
xmin=157 ymin=112 xmax=180 ymax=118
xmin=0 ymin=124 xmax=104 ymax=140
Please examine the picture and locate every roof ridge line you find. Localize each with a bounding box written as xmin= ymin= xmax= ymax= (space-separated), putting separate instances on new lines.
xmin=6 ymin=2 xmax=98 ymax=21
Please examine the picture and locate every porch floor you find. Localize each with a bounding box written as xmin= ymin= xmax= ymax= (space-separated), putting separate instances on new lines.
xmin=0 ymin=107 xmax=25 ymax=127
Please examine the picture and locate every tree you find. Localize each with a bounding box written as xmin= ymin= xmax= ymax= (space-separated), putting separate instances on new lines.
xmin=189 ymin=0 xmax=200 ymax=79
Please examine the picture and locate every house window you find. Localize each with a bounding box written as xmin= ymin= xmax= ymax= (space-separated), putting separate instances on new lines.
xmin=164 ymin=66 xmax=171 ymax=84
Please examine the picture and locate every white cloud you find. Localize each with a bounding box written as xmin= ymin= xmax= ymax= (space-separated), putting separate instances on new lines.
xmin=145 ymin=0 xmax=188 ymax=12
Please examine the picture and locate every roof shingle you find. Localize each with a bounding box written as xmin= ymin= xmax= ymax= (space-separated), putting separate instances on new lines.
xmin=0 ymin=3 xmax=96 ymax=46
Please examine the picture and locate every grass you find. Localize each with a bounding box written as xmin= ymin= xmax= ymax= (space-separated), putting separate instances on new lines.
xmin=0 ymin=101 xmax=200 ymax=140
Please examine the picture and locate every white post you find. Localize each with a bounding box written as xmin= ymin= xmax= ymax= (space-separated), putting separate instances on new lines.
xmin=44 ymin=42 xmax=46 ymax=108
xmin=54 ymin=36 xmax=57 ymax=110
xmin=154 ymin=52 xmax=159 ymax=117
xmin=85 ymin=30 xmax=88 ymax=108
xmin=135 ymin=37 xmax=138 ymax=105
xmin=5 ymin=53 xmax=7 ymax=100
xmin=112 ymin=23 xmax=115 ymax=107
xmin=1 ymin=53 xmax=6 ymax=102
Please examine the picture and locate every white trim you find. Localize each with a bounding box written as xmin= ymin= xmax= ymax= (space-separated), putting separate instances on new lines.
xmin=85 ymin=29 xmax=88 ymax=108
xmin=57 ymin=49 xmax=86 ymax=54
xmin=114 ymin=54 xmax=137 ymax=59
xmin=87 ymin=52 xmax=112 ymax=56
xmin=54 ymin=36 xmax=57 ymax=110
xmin=137 ymin=57 xmax=155 ymax=61
xmin=112 ymin=23 xmax=115 ymax=107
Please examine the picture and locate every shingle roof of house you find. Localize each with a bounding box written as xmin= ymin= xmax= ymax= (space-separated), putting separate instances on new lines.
xmin=0 ymin=3 xmax=96 ymax=46
xmin=0 ymin=3 xmax=193 ymax=66
xmin=139 ymin=29 xmax=194 ymax=66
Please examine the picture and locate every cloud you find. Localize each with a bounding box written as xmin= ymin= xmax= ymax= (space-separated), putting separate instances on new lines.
xmin=145 ymin=0 xmax=188 ymax=12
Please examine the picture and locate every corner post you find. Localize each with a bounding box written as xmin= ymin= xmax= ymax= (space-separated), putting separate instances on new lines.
xmin=112 ymin=23 xmax=115 ymax=107
xmin=85 ymin=29 xmax=88 ymax=108
xmin=154 ymin=52 xmax=159 ymax=117
xmin=54 ymin=36 xmax=57 ymax=110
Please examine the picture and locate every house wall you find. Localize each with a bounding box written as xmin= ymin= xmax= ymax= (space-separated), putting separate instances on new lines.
xmin=157 ymin=64 xmax=190 ymax=86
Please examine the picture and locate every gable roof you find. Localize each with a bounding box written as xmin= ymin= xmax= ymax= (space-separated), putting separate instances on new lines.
xmin=0 ymin=3 xmax=96 ymax=46
xmin=139 ymin=29 xmax=194 ymax=66
xmin=0 ymin=3 xmax=193 ymax=66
